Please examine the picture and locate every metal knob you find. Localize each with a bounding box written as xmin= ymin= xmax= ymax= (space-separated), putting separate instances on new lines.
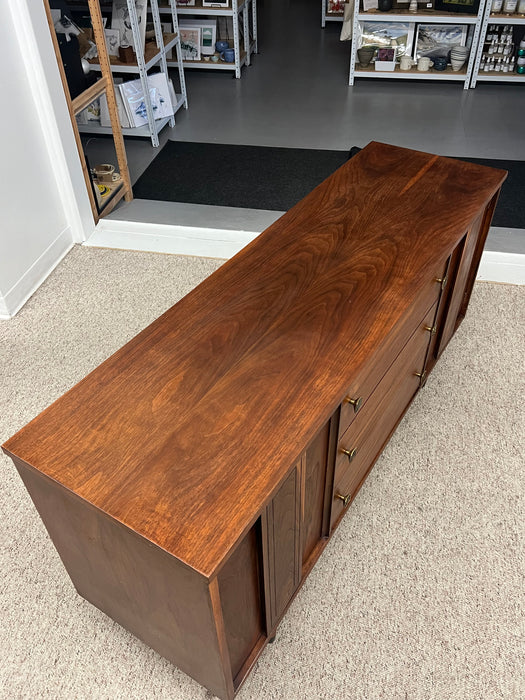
xmin=335 ymin=492 xmax=351 ymax=507
xmin=345 ymin=396 xmax=363 ymax=413
xmin=415 ymin=370 xmax=427 ymax=386
xmin=424 ymin=325 xmax=437 ymax=336
xmin=341 ymin=447 xmax=357 ymax=462
xmin=436 ymin=275 xmax=448 ymax=290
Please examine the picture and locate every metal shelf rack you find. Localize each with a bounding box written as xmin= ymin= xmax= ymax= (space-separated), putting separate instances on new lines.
xmin=160 ymin=0 xmax=257 ymax=79
xmin=80 ymin=0 xmax=188 ymax=147
xmin=348 ymin=5 xmax=488 ymax=89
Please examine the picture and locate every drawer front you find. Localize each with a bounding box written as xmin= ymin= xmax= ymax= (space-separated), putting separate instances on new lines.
xmin=338 ymin=258 xmax=448 ymax=439
xmin=331 ymin=303 xmax=437 ymax=529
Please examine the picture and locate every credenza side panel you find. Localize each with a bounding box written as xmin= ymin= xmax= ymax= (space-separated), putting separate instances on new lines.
xmin=11 ymin=457 xmax=231 ymax=700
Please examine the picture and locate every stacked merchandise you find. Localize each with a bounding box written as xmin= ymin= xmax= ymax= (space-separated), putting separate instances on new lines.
xmin=77 ymin=74 xmax=175 ymax=129
xmin=117 ymin=73 xmax=175 ymax=127
xmin=74 ymin=0 xmax=176 ymax=129
xmin=479 ymin=25 xmax=525 ymax=74
xmin=490 ymin=0 xmax=525 ymax=13
xmin=179 ymin=18 xmax=217 ymax=60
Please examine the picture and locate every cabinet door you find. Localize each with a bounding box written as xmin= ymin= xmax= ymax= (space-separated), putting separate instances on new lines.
xmin=301 ymin=419 xmax=334 ymax=568
xmin=218 ymin=524 xmax=265 ymax=686
xmin=265 ymin=466 xmax=301 ymax=629
xmin=434 ymin=225 xmax=478 ymax=357
xmin=434 ymin=200 xmax=494 ymax=359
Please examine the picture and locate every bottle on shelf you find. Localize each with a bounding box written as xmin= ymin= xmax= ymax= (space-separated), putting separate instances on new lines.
xmin=491 ymin=0 xmax=503 ymax=11
xmin=502 ymin=0 xmax=517 ymax=12
xmin=518 ymin=0 xmax=525 ymax=13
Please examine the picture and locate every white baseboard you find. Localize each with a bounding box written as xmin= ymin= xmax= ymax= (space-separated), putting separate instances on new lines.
xmin=86 ymin=218 xmax=259 ymax=259
xmin=478 ymin=251 xmax=525 ymax=285
xmin=0 ymin=227 xmax=74 ymax=319
xmin=0 ymin=294 xmax=9 ymax=319
xmin=85 ymin=220 xmax=525 ymax=285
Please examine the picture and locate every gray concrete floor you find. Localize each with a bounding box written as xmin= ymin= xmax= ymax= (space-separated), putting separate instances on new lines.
xmin=83 ymin=0 xmax=525 ymax=252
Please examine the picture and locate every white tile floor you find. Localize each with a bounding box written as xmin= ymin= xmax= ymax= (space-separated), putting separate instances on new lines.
xmin=83 ymin=0 xmax=525 ymax=254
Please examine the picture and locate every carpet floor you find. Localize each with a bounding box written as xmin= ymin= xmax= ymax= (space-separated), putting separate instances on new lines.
xmin=1 ymin=246 xmax=524 ymax=699
xmin=132 ymin=142 xmax=524 ymax=229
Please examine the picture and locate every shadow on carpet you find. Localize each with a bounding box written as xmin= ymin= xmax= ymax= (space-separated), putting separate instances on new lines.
xmin=132 ymin=142 xmax=523 ymax=229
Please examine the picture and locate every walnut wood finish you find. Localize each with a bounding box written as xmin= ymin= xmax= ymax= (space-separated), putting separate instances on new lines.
xmin=217 ymin=525 xmax=264 ymax=686
xmin=2 ymin=143 xmax=506 ymax=699
xmin=331 ymin=304 xmax=438 ymax=528
xmin=301 ymin=421 xmax=331 ymax=566
xmin=337 ymin=257 xmax=447 ymax=439
xmin=12 ymin=454 xmax=231 ymax=699
xmin=265 ymin=467 xmax=301 ymax=627
xmin=3 ymin=143 xmax=505 ymax=578
xmin=436 ymin=212 xmax=488 ymax=357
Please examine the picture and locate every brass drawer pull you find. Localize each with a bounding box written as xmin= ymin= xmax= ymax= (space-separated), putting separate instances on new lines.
xmin=415 ymin=370 xmax=427 ymax=386
xmin=335 ymin=492 xmax=351 ymax=507
xmin=341 ymin=447 xmax=357 ymax=462
xmin=424 ymin=325 xmax=437 ymax=336
xmin=345 ymin=396 xmax=363 ymax=413
xmin=436 ymin=275 xmax=448 ymax=290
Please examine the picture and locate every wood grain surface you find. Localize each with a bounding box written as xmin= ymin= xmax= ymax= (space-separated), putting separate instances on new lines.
xmin=2 ymin=142 xmax=506 ymax=579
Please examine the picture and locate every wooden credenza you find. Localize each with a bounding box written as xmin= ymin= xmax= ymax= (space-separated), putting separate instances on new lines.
xmin=2 ymin=143 xmax=506 ymax=700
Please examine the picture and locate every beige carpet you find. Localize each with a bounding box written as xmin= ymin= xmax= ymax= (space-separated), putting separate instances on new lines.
xmin=1 ymin=246 xmax=524 ymax=700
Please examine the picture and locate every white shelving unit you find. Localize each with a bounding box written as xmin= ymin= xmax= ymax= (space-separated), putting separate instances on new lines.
xmin=81 ymin=0 xmax=188 ymax=147
xmin=161 ymin=0 xmax=257 ymax=79
xmin=321 ymin=0 xmax=345 ymax=27
xmin=470 ymin=9 xmax=525 ymax=86
xmin=349 ymin=6 xmax=487 ymax=89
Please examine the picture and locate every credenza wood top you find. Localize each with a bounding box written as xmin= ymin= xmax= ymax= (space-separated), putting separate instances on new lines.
xmin=3 ymin=143 xmax=506 ymax=578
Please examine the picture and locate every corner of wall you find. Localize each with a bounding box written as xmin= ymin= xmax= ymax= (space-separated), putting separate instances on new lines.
xmin=0 ymin=294 xmax=10 ymax=320
xmin=0 ymin=228 xmax=75 ymax=319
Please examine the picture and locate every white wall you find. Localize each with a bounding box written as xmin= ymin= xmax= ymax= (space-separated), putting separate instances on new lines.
xmin=0 ymin=0 xmax=95 ymax=319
